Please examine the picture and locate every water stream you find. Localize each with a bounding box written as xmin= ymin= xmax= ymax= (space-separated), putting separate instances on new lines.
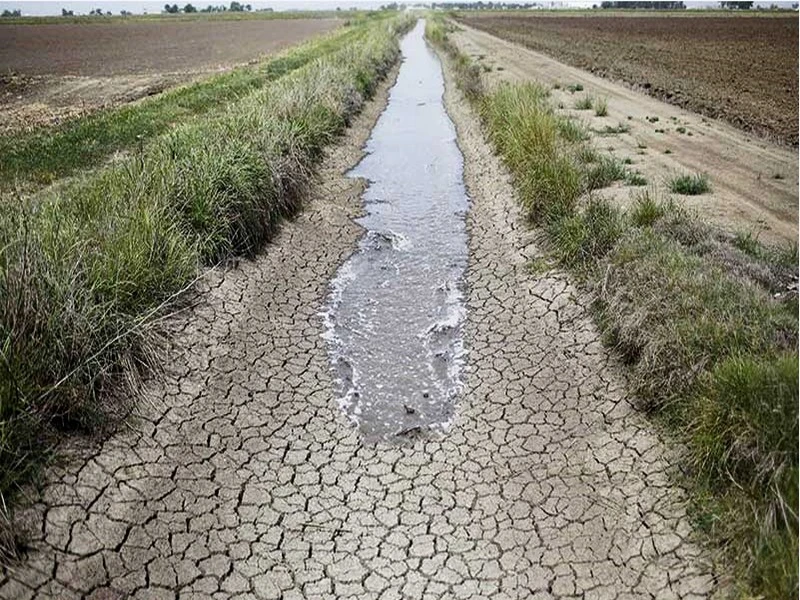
xmin=322 ymin=20 xmax=469 ymax=443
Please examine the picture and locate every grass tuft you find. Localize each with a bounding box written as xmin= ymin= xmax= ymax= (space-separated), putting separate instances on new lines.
xmin=584 ymin=155 xmax=627 ymax=191
xmin=574 ymin=94 xmax=593 ymax=110
xmin=480 ymin=82 xmax=581 ymax=223
xmin=669 ymin=172 xmax=711 ymax=195
xmin=625 ymin=171 xmax=647 ymax=186
xmin=549 ymin=197 xmax=625 ymax=271
xmin=594 ymin=96 xmax=608 ymax=117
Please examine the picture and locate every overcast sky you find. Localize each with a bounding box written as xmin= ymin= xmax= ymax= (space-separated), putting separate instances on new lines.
xmin=0 ymin=0 xmax=794 ymax=15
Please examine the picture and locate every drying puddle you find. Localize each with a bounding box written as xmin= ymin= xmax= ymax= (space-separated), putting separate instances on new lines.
xmin=322 ymin=20 xmax=470 ymax=443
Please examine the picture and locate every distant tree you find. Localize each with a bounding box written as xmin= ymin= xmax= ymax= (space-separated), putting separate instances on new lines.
xmin=120 ymin=9 xmax=132 ymax=15
xmin=184 ymin=3 xmax=197 ymax=11
xmin=61 ymin=7 xmax=74 ymax=15
xmin=601 ymin=1 xmax=684 ymax=7
xmin=245 ymin=3 xmax=252 ymax=10
xmin=720 ymin=0 xmax=753 ymax=7
xmin=1 ymin=8 xmax=21 ymax=16
xmin=164 ymin=3 xmax=180 ymax=13
xmin=229 ymin=1 xmax=243 ymax=10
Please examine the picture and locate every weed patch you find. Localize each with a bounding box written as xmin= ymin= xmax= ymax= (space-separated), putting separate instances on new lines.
xmin=594 ymin=96 xmax=608 ymax=117
xmin=574 ymin=94 xmax=593 ymax=110
xmin=669 ymin=173 xmax=711 ymax=195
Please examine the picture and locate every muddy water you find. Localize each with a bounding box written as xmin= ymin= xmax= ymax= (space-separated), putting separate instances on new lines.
xmin=323 ymin=20 xmax=469 ymax=443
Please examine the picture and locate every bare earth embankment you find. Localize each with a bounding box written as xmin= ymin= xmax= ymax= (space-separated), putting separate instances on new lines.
xmin=0 ymin=17 xmax=339 ymax=132
xmin=449 ymin=21 xmax=798 ymax=246
xmin=455 ymin=12 xmax=798 ymax=146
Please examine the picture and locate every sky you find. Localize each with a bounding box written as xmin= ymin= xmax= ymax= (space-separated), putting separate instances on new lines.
xmin=0 ymin=0 xmax=794 ymax=14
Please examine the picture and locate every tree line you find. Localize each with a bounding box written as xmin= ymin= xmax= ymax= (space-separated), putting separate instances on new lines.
xmin=163 ymin=2 xmax=254 ymax=13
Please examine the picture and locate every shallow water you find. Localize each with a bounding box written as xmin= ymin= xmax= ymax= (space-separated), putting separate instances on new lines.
xmin=322 ymin=20 xmax=470 ymax=443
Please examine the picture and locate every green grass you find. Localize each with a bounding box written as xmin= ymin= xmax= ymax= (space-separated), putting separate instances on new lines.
xmin=669 ymin=172 xmax=711 ymax=195
xmin=480 ymin=82 xmax=581 ymax=222
xmin=594 ymin=96 xmax=608 ymax=117
xmin=557 ymin=117 xmax=590 ymax=142
xmin=584 ymin=155 xmax=628 ymax=191
xmin=630 ymin=188 xmax=671 ymax=227
xmin=574 ymin=94 xmax=593 ymax=110
xmin=433 ymin=34 xmax=799 ymax=599
xmin=566 ymin=83 xmax=584 ymax=93
xmin=0 ymin=22 xmax=371 ymax=191
xmin=0 ymin=14 xmax=413 ymax=553
xmin=625 ymin=171 xmax=647 ymax=186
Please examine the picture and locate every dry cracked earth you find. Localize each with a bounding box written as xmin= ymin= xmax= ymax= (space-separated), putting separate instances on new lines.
xmin=1 ymin=37 xmax=715 ymax=600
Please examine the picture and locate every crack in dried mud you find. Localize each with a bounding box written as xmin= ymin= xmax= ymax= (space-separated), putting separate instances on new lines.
xmin=0 ymin=27 xmax=715 ymax=600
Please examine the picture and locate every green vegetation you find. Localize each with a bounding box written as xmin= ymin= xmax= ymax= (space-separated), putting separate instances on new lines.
xmin=594 ymin=96 xmax=608 ymax=116
xmin=669 ymin=172 xmax=711 ymax=195
xmin=427 ymin=22 xmax=798 ymax=600
xmin=625 ymin=171 xmax=647 ymax=186
xmin=574 ymin=94 xmax=593 ymax=110
xmin=566 ymin=82 xmax=584 ymax=93
xmin=584 ymin=154 xmax=627 ymax=190
xmin=0 ymin=14 xmax=412 ymax=553
xmin=0 ymin=22 xmax=373 ymax=190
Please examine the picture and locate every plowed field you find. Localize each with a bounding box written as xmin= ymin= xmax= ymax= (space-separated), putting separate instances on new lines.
xmin=456 ymin=13 xmax=798 ymax=145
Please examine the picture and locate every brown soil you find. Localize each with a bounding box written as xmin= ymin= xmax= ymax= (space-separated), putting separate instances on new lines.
xmin=0 ymin=18 xmax=339 ymax=133
xmin=450 ymin=22 xmax=798 ymax=246
xmin=455 ymin=13 xmax=799 ymax=146
xmin=0 ymin=19 xmax=339 ymax=76
xmin=0 ymin=72 xmax=187 ymax=134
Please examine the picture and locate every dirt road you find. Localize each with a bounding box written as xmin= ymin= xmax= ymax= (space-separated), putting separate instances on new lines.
xmin=452 ymin=23 xmax=798 ymax=246
xmin=1 ymin=24 xmax=714 ymax=599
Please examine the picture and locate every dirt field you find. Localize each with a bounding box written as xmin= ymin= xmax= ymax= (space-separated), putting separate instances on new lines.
xmin=450 ymin=22 xmax=798 ymax=245
xmin=455 ymin=12 xmax=798 ymax=146
xmin=0 ymin=17 xmax=339 ymax=132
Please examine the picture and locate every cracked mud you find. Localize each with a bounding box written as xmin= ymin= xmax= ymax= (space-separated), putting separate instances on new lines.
xmin=1 ymin=23 xmax=714 ymax=600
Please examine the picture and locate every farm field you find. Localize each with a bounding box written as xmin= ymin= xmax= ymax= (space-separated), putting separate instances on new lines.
xmin=454 ymin=12 xmax=799 ymax=146
xmin=0 ymin=17 xmax=340 ymax=132
xmin=449 ymin=20 xmax=798 ymax=245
